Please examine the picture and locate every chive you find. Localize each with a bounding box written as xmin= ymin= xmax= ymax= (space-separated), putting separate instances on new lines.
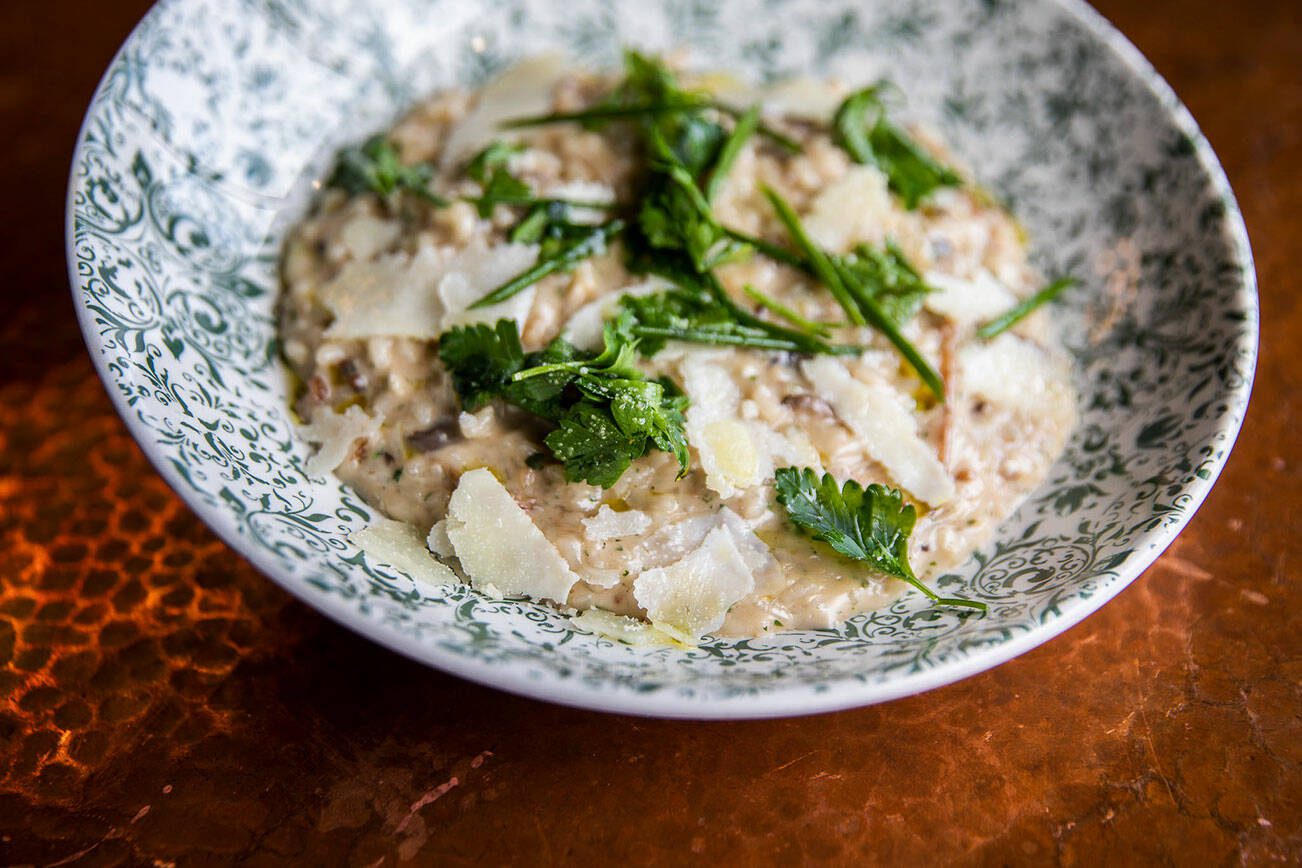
xmin=503 ymin=99 xmax=800 ymax=155
xmin=834 ymin=260 xmax=946 ymax=401
xmin=711 ymin=101 xmax=801 ymax=154
xmin=742 ymin=284 xmax=833 ymax=336
xmin=470 ymin=219 xmax=625 ymax=309
xmin=503 ymin=99 xmax=710 ymax=129
xmin=976 ymin=277 xmax=1078 ymax=339
xmin=629 ymin=325 xmax=813 ymax=351
xmin=763 ymin=185 xmax=945 ymax=400
xmin=761 ymin=186 xmax=865 ymax=326
xmin=723 ymin=227 xmax=812 ymax=272
xmin=705 ymin=105 xmax=759 ymax=201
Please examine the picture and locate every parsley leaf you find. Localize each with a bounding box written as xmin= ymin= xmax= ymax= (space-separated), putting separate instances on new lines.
xmin=438 ymin=319 xmax=690 ymax=487
xmin=436 ymin=319 xmax=525 ymax=411
xmin=833 ymin=85 xmax=962 ymax=209
xmin=774 ymin=467 xmax=986 ymax=611
xmin=327 ymin=136 xmax=447 ymax=206
xmin=545 ymin=402 xmax=646 ymax=488
xmin=976 ymin=276 xmax=1077 ymax=339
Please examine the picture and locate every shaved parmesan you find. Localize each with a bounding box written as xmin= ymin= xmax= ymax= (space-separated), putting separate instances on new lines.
xmin=441 ymin=54 xmax=568 ymax=171
xmin=633 ymin=526 xmax=756 ymax=643
xmin=301 ymin=405 xmax=381 ymax=475
xmin=335 ymin=213 xmax=402 ymax=262
xmin=318 ymin=238 xmax=538 ymax=339
xmin=561 ymin=277 xmax=669 ymax=351
xmin=319 ymin=245 xmax=447 ymax=340
xmin=705 ymin=75 xmax=847 ymax=122
xmin=571 ymin=609 xmax=678 ymax=646
xmin=923 ymin=269 xmax=1017 ymax=325
xmin=541 ymin=180 xmax=616 ymax=225
xmin=444 ymin=468 xmax=580 ymax=603
xmin=437 ymin=240 xmax=541 ymax=329
xmin=680 ymin=354 xmax=817 ymax=497
xmin=959 ymin=334 xmax=1073 ymax=416
xmin=426 ymin=519 xmax=454 ymax=559
xmin=583 ymin=504 xmax=652 ymax=541
xmin=802 ymin=356 xmax=955 ymax=506
xmin=352 ymin=517 xmax=457 ymax=586
xmin=803 ymin=166 xmax=895 ymax=254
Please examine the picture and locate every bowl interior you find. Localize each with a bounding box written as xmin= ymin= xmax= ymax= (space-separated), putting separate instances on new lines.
xmin=68 ymin=0 xmax=1256 ymax=717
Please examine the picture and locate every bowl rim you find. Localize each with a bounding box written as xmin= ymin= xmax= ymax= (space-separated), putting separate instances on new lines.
xmin=65 ymin=0 xmax=1258 ymax=719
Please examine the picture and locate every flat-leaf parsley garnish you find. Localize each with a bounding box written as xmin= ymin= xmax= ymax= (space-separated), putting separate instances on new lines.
xmin=833 ymin=85 xmax=962 ymax=209
xmin=773 ymin=467 xmax=986 ymax=611
xmin=438 ymin=319 xmax=689 ymax=487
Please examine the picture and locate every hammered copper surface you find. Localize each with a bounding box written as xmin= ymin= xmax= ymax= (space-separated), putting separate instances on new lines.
xmin=2 ymin=0 xmax=1299 ymax=864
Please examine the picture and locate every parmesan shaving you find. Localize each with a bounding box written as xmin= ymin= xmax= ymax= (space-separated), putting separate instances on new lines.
xmin=301 ymin=405 xmax=381 ymax=475
xmin=802 ymin=356 xmax=955 ymax=506
xmin=570 ymin=609 xmax=679 ymax=647
xmin=803 ymin=165 xmax=896 ymax=254
xmin=680 ymin=354 xmax=816 ymax=497
xmin=319 ymin=245 xmax=447 ymax=340
xmin=437 ymin=239 xmax=541 ymax=330
xmin=633 ymin=526 xmax=756 ymax=644
xmin=583 ymin=504 xmax=652 ymax=541
xmin=426 ymin=519 xmax=454 ymax=559
xmin=444 ymin=468 xmax=580 ymax=603
xmin=352 ymin=517 xmax=457 ymax=586
xmin=923 ymin=268 xmax=1018 ymax=325
xmin=959 ymin=334 xmax=1074 ymax=416
xmin=560 ymin=277 xmax=669 ymax=351
xmin=704 ymin=74 xmax=847 ymax=122
xmin=440 ymin=54 xmax=568 ymax=171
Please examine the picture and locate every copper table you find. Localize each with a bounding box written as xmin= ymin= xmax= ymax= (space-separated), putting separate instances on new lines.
xmin=2 ymin=0 xmax=1298 ymax=863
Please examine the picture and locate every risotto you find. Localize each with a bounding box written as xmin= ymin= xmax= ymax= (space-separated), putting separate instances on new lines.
xmin=278 ymin=53 xmax=1076 ymax=643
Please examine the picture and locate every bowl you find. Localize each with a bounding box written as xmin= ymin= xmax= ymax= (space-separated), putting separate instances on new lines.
xmin=66 ymin=0 xmax=1256 ymax=718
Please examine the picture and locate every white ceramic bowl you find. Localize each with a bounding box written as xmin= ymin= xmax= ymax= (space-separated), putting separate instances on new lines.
xmin=67 ymin=0 xmax=1256 ymax=718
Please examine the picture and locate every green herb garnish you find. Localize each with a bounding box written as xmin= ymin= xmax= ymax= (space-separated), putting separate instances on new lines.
xmin=615 ymin=281 xmax=850 ymax=356
xmin=328 ymin=136 xmax=448 ymax=206
xmin=742 ymin=285 xmax=834 ymax=337
xmin=976 ymin=276 xmax=1078 ymax=339
xmin=833 ymin=85 xmax=962 ymax=209
xmin=705 ymin=104 xmax=759 ymax=202
xmin=762 ymin=185 xmax=945 ymax=399
xmin=471 ymin=219 xmax=625 ymax=308
xmin=774 ymin=467 xmax=986 ymax=611
xmin=438 ymin=319 xmax=689 ymax=487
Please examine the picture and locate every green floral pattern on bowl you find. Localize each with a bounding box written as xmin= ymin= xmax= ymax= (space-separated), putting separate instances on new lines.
xmin=67 ymin=0 xmax=1257 ymax=717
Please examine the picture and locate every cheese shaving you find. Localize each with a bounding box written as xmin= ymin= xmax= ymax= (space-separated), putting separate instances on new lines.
xmin=444 ymin=468 xmax=580 ymax=603
xmin=440 ymin=54 xmax=568 ymax=171
xmin=300 ymin=404 xmax=381 ymax=475
xmin=923 ymin=268 xmax=1017 ymax=325
xmin=802 ymin=356 xmax=955 ymax=506
xmin=633 ymin=526 xmax=756 ymax=643
xmin=437 ymin=239 xmax=540 ymax=329
xmin=352 ymin=516 xmax=457 ymax=586
xmin=582 ymin=504 xmax=652 ymax=541
xmin=802 ymin=165 xmax=896 ymax=254
xmin=560 ymin=277 xmax=669 ymax=351
xmin=570 ymin=609 xmax=679 ymax=647
xmin=319 ymin=245 xmax=447 ymax=340
xmin=959 ymin=333 xmax=1074 ymax=416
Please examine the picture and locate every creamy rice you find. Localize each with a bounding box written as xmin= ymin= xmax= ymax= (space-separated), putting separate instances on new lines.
xmin=279 ymin=59 xmax=1076 ymax=640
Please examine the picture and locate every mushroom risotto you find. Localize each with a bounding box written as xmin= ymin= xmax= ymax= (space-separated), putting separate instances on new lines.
xmin=279 ymin=52 xmax=1077 ymax=644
